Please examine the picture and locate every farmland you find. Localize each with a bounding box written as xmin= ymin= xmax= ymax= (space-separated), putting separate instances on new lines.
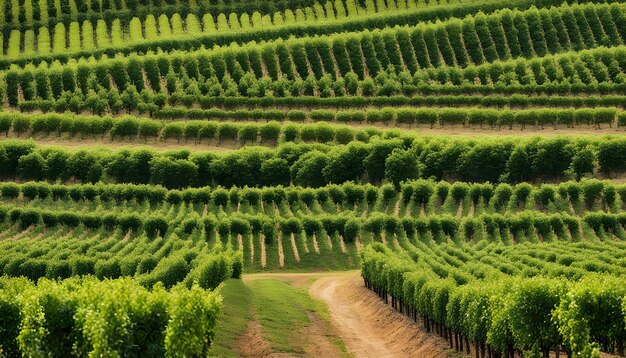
xmin=1 ymin=0 xmax=626 ymax=356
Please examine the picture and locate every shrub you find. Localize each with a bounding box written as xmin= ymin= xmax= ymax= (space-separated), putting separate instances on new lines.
xmin=144 ymin=216 xmax=168 ymax=238
xmin=196 ymin=254 xmax=233 ymax=290
xmin=1 ymin=183 xmax=20 ymax=199
xmin=18 ymin=209 xmax=40 ymax=229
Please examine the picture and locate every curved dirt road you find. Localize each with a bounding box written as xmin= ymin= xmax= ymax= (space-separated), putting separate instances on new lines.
xmin=244 ymin=271 xmax=450 ymax=358
xmin=309 ymin=272 xmax=449 ymax=358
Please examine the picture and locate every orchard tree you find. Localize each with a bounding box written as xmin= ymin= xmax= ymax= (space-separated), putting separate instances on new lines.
xmin=323 ymin=143 xmax=369 ymax=184
xmin=384 ymin=148 xmax=419 ymax=187
xmin=18 ymin=152 xmax=47 ymax=181
xmin=364 ymin=139 xmax=404 ymax=184
xmin=260 ymin=158 xmax=291 ymax=186
xmin=569 ymin=145 xmax=596 ymax=180
xmin=291 ymin=151 xmax=329 ymax=188
xmin=149 ymin=157 xmax=199 ymax=189
xmin=503 ymin=145 xmax=531 ymax=183
xmin=121 ymin=85 xmax=141 ymax=114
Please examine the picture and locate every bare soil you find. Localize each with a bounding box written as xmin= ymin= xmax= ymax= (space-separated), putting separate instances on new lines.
xmin=6 ymin=136 xmax=236 ymax=152
xmin=277 ymin=232 xmax=285 ymax=268
xmin=4 ymin=122 xmax=624 ymax=154
xmin=260 ymin=235 xmax=267 ymax=268
xmin=310 ymin=272 xmax=450 ymax=358
xmin=241 ymin=273 xmax=347 ymax=358
xmin=246 ymin=272 xmax=451 ymax=358
xmin=290 ymin=233 xmax=301 ymax=262
xmin=238 ymin=320 xmax=275 ymax=358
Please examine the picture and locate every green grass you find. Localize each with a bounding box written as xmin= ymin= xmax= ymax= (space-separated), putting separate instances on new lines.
xmin=248 ymin=278 xmax=325 ymax=353
xmin=209 ymin=277 xmax=350 ymax=356
xmin=207 ymin=279 xmax=254 ymax=358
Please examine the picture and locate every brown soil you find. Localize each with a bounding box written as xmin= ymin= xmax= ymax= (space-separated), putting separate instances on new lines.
xmin=238 ymin=320 xmax=273 ymax=357
xmin=249 ymin=234 xmax=255 ymax=265
xmin=304 ymin=311 xmax=347 ymax=357
xmin=355 ymin=237 xmax=363 ymax=251
xmin=338 ymin=235 xmax=348 ymax=253
xmin=312 ymin=233 xmax=320 ymax=254
xmin=277 ymin=232 xmax=285 ymax=268
xmin=260 ymin=235 xmax=267 ymax=268
xmin=310 ymin=272 xmax=450 ymax=358
xmin=245 ymin=272 xmax=451 ymax=358
xmin=391 ymin=233 xmax=402 ymax=250
xmin=6 ymin=226 xmax=34 ymax=241
xmin=393 ymin=199 xmax=401 ymax=216
xmin=456 ymin=201 xmax=464 ymax=219
xmin=238 ymin=319 xmax=344 ymax=358
xmin=241 ymin=273 xmax=347 ymax=358
xmin=10 ymin=136 xmax=236 ymax=152
xmin=5 ymin=121 xmax=625 ymax=156
xmin=290 ymin=233 xmax=300 ymax=262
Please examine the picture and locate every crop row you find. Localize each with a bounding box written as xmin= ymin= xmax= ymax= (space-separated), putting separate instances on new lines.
xmin=0 ymin=112 xmax=404 ymax=145
xmin=0 ymin=194 xmax=363 ymax=275
xmin=6 ymin=42 xmax=626 ymax=111
xmin=0 ymin=207 xmax=244 ymax=282
xmin=6 ymin=199 xmax=626 ymax=276
xmin=0 ymin=0 xmax=419 ymax=31
xmin=0 ymin=184 xmax=617 ymax=255
xmin=146 ymin=93 xmax=626 ymax=112
xmin=0 ymin=200 xmax=626 ymax=282
xmin=3 ymin=178 xmax=626 ymax=218
xmin=0 ymin=276 xmax=223 ymax=357
xmin=361 ymin=239 xmax=626 ymax=357
xmin=3 ymin=134 xmax=626 ymax=188
xmin=153 ymin=107 xmax=626 ymax=129
xmin=0 ymin=0 xmax=581 ymax=67
xmin=0 ymin=0 xmax=319 ymax=30
xmin=2 ymin=0 xmax=379 ymax=56
xmin=5 ymin=109 xmax=626 ymax=148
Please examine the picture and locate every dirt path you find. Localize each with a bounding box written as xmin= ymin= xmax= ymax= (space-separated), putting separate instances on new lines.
xmin=241 ymin=273 xmax=347 ymax=358
xmin=246 ymin=271 xmax=450 ymax=358
xmin=13 ymin=136 xmax=236 ymax=152
xmin=309 ymin=272 xmax=450 ymax=358
xmin=238 ymin=320 xmax=274 ymax=358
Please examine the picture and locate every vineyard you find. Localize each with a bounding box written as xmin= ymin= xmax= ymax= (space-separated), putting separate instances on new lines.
xmin=1 ymin=0 xmax=625 ymax=356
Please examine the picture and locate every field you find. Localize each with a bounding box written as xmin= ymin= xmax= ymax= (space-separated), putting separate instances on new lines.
xmin=0 ymin=0 xmax=626 ymax=356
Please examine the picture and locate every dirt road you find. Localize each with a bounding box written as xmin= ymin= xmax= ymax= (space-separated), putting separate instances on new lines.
xmin=245 ymin=271 xmax=450 ymax=358
xmin=309 ymin=272 xmax=449 ymax=358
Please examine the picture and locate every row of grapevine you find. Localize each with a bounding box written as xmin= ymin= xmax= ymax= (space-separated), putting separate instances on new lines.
xmin=0 ymin=112 xmax=402 ymax=145
xmin=4 ymin=194 xmax=626 ymax=250
xmin=3 ymin=134 xmax=626 ymax=187
xmin=152 ymin=106 xmax=626 ymax=129
xmin=150 ymin=93 xmax=626 ymax=111
xmin=0 ymin=209 xmax=244 ymax=283
xmin=0 ymin=277 xmax=222 ymax=357
xmin=361 ymin=240 xmax=626 ymax=357
xmin=0 ymin=0 xmax=589 ymax=66
xmin=3 ymin=178 xmax=626 ymax=217
xmin=5 ymin=42 xmax=625 ymax=109
xmin=0 ymin=0 xmax=432 ymax=31
xmin=5 ymin=110 xmax=626 ymax=150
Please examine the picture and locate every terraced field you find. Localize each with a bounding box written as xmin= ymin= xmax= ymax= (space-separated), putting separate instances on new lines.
xmin=1 ymin=0 xmax=625 ymax=356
